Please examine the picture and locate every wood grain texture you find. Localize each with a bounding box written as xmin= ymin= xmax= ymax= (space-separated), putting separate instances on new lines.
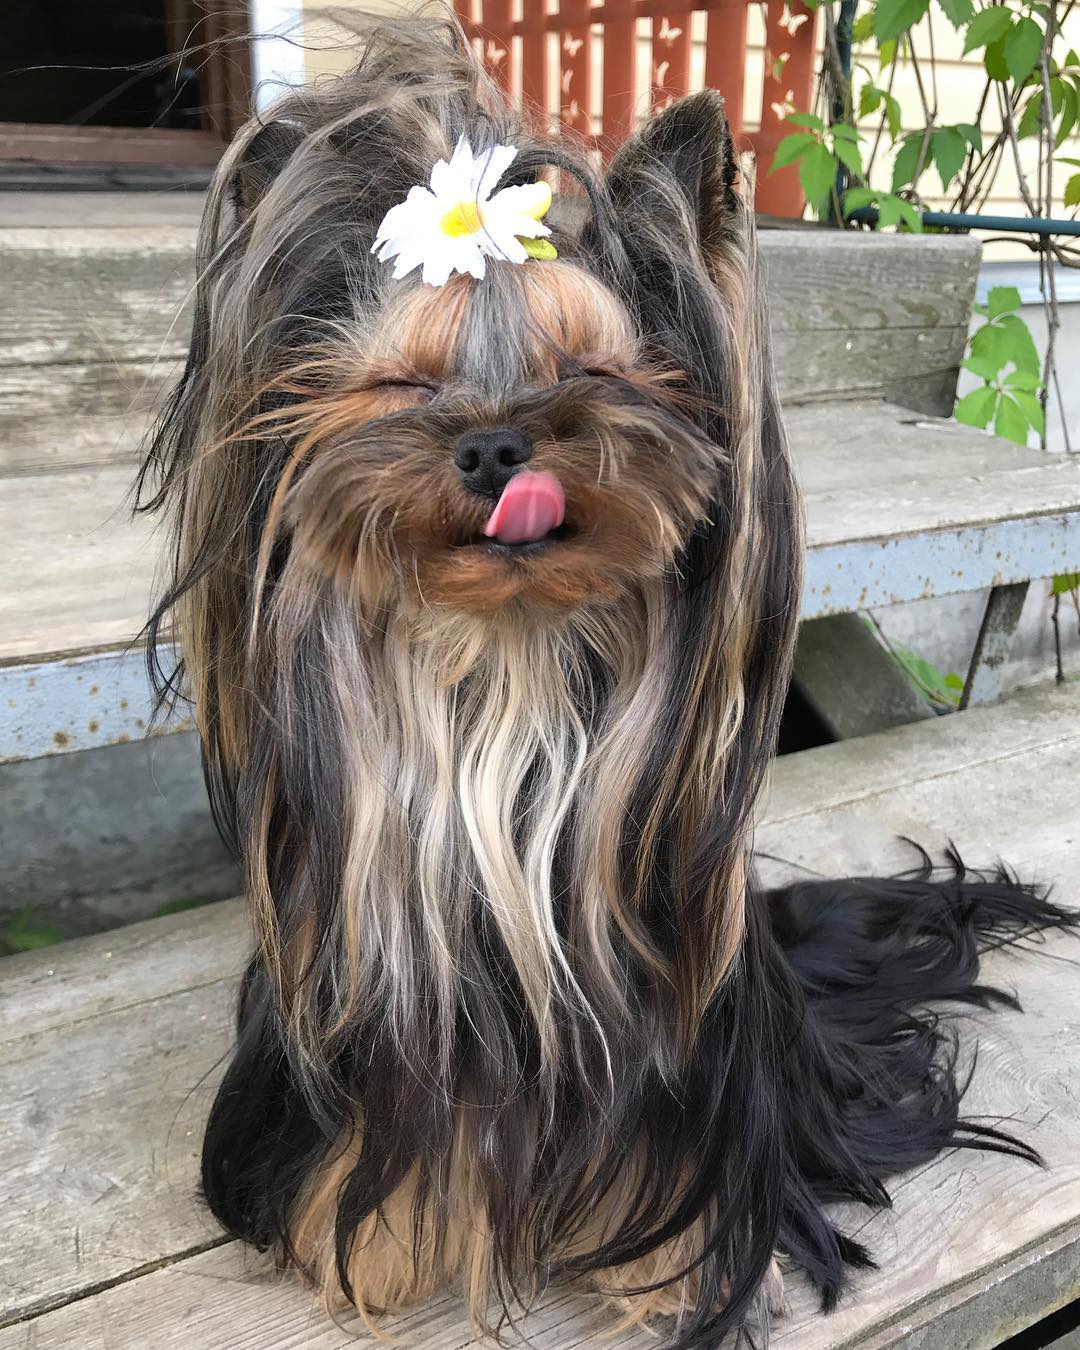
xmin=6 ymin=401 xmax=1078 ymax=669
xmin=0 ymin=225 xmax=977 ymax=431
xmin=792 ymin=402 xmax=1080 ymax=550
xmin=0 ymin=464 xmax=157 ymax=661
xmin=0 ymin=900 xmax=247 ymax=1047
xmin=1 ymin=685 xmax=1077 ymax=1346
xmin=0 ymin=228 xmax=194 ymax=369
xmin=0 ymin=362 xmax=174 ymax=474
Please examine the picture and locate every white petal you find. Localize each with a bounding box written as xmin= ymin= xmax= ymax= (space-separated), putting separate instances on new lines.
xmin=373 ymin=186 xmax=438 ymax=248
xmin=484 ymin=199 xmax=553 ymax=241
xmin=430 ymin=141 xmax=473 ymax=201
xmin=478 ymin=221 xmax=529 ymax=265
xmin=473 ymin=143 xmax=518 ymax=202
xmin=422 ymin=246 xmax=460 ymax=288
xmin=487 ymin=181 xmax=550 ymax=219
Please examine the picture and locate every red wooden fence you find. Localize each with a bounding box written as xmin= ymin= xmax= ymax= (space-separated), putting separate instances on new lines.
xmin=454 ymin=0 xmax=818 ymax=217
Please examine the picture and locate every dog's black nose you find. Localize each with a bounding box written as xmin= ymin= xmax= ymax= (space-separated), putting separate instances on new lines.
xmin=453 ymin=428 xmax=533 ymax=498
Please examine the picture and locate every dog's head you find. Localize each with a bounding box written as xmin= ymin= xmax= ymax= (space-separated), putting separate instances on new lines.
xmin=144 ymin=19 xmax=789 ymax=629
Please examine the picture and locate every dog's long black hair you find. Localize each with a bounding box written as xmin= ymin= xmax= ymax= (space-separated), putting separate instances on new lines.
xmin=138 ymin=16 xmax=1074 ymax=1347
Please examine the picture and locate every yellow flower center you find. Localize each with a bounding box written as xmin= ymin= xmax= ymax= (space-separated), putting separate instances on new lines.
xmin=440 ymin=200 xmax=483 ymax=237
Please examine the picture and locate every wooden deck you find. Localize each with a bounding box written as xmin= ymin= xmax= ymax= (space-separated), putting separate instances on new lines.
xmin=1 ymin=683 xmax=1078 ymax=1349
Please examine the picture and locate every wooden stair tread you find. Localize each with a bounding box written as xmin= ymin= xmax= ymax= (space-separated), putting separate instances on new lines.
xmin=5 ymin=400 xmax=1080 ymax=669
xmin=1 ymin=682 xmax=1078 ymax=1348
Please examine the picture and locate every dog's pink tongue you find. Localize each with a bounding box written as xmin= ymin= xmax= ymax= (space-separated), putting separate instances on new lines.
xmin=483 ymin=471 xmax=565 ymax=545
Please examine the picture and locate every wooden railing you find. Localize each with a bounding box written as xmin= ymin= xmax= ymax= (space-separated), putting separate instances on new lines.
xmin=453 ymin=0 xmax=818 ymax=216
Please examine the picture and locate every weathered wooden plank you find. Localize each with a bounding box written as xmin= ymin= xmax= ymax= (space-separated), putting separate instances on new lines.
xmin=0 ymin=647 xmax=191 ymax=764
xmin=0 ymin=980 xmax=234 ymax=1323
xmin=761 ymin=230 xmax=980 ymax=336
xmin=772 ymin=325 xmax=968 ymax=414
xmin=793 ymin=402 xmax=1080 ymax=548
xmin=0 ymin=362 xmax=172 ymax=474
xmin=0 ymin=228 xmax=194 ymax=368
xmin=0 ymin=899 xmax=246 ymax=1047
xmin=0 ymin=227 xmax=976 ymax=417
xmin=961 ymin=581 xmax=1032 ymax=708
xmin=0 ymin=192 xmax=206 ymax=229
xmin=0 ymin=464 xmax=156 ymax=662
xmin=4 ymin=402 xmax=1079 ymax=760
xmin=0 ymin=686 xmax=1077 ymax=1346
xmin=763 ymin=681 xmax=1079 ymax=828
xmin=804 ymin=511 xmax=1080 ymax=616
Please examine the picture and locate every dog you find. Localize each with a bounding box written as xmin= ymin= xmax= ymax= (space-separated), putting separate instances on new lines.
xmin=138 ymin=18 xmax=1073 ymax=1347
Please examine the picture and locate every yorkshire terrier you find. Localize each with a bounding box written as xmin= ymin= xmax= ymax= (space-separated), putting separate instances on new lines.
xmin=138 ymin=18 xmax=1073 ymax=1348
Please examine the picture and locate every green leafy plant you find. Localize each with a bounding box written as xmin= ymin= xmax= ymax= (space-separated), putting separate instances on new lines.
xmin=862 ymin=615 xmax=965 ymax=706
xmin=771 ymin=111 xmax=866 ymax=212
xmin=0 ymin=906 xmax=64 ymax=957
xmin=954 ymin=285 xmax=1045 ymax=445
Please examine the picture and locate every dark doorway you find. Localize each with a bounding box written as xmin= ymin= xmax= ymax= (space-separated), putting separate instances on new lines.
xmin=0 ymin=0 xmax=250 ymax=176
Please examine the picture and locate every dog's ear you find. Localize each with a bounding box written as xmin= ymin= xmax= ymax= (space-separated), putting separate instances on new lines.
xmin=231 ymin=121 xmax=305 ymax=219
xmin=602 ymin=89 xmax=740 ymax=270
xmin=582 ymin=90 xmax=746 ymax=393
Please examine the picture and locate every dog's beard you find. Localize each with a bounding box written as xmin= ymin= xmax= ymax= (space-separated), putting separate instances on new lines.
xmin=262 ymin=576 xmax=671 ymax=1088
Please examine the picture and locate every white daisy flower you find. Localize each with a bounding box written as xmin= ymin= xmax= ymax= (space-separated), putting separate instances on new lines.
xmin=371 ymin=138 xmax=557 ymax=288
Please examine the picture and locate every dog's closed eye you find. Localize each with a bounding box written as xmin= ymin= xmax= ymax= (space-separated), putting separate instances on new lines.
xmin=556 ymin=360 xmax=624 ymax=382
xmin=371 ymin=376 xmax=439 ymax=400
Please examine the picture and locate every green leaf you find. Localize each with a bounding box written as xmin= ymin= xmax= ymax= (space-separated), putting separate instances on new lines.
xmin=843 ymin=186 xmax=878 ymax=212
xmin=875 ymin=0 xmax=930 ymax=40
xmin=883 ymin=90 xmax=903 ymax=140
xmin=786 ymin=111 xmax=826 ymax=131
xmin=937 ymin=0 xmax=975 ymax=27
xmin=963 ymin=352 xmax=1004 ymax=380
xmin=895 ymin=195 xmax=923 ymax=230
xmin=970 ymin=320 xmax=1008 ymax=368
xmin=955 ymin=122 xmax=983 ymax=152
xmin=987 ymin=284 xmax=1022 ymax=317
xmin=879 ymin=36 xmax=899 ymax=66
xmin=1004 ymin=16 xmax=1043 ymax=84
xmin=875 ymin=192 xmax=923 ymax=230
xmin=799 ymin=142 xmax=839 ymax=205
xmin=852 ymin=10 xmax=875 ymax=41
xmin=1003 ymin=367 xmax=1042 ymax=390
xmin=996 ymin=312 xmax=1041 ymax=373
xmin=932 ymin=126 xmax=968 ymax=189
xmin=1017 ymin=90 xmax=1043 ymax=137
xmin=1055 ymin=82 xmax=1078 ymax=147
xmin=944 ymin=671 xmax=966 ymax=691
xmin=1011 ymin=389 xmax=1045 ymax=435
xmin=1019 ymin=77 xmax=1066 ymax=138
xmin=1051 ymin=572 xmax=1080 ymax=594
xmin=963 ymin=6 xmax=1013 ymax=54
xmin=955 ymin=385 xmax=998 ymax=428
xmin=892 ymin=133 xmax=924 ymax=190
xmin=994 ymin=393 xmax=1030 ymax=444
xmin=984 ymin=35 xmax=1010 ymax=80
xmin=859 ymin=83 xmax=883 ymax=118
xmin=1065 ymin=172 xmax=1080 ymax=207
xmin=833 ymin=136 xmax=865 ymax=176
xmin=771 ymin=131 xmax=819 ymax=171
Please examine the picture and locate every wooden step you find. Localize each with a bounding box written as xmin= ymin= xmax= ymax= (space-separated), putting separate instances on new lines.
xmin=1 ymin=682 xmax=1077 ymax=1348
xmin=4 ymin=399 xmax=1080 ymax=762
